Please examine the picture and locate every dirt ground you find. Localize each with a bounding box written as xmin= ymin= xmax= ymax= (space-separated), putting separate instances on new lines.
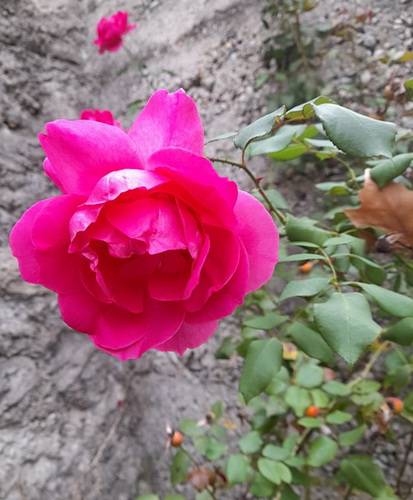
xmin=1 ymin=0 xmax=412 ymax=499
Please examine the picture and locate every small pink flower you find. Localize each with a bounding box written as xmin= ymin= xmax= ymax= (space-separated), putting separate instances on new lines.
xmin=94 ymin=11 xmax=136 ymax=54
xmin=80 ymin=109 xmax=122 ymax=128
xmin=10 ymin=89 xmax=279 ymax=361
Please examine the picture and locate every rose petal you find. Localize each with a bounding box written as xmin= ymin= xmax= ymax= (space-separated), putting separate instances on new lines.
xmin=69 ymin=169 xmax=170 ymax=248
xmin=149 ymin=147 xmax=238 ymax=227
xmin=10 ymin=196 xmax=84 ymax=293
xmin=185 ymin=227 xmax=241 ymax=311
xmin=58 ymin=288 xmax=101 ymax=334
xmin=128 ymin=89 xmax=204 ymax=163
xmin=186 ymin=240 xmax=249 ymax=322
xmin=156 ymin=320 xmax=219 ymax=355
xmin=107 ymin=197 xmax=187 ymax=254
xmin=91 ymin=299 xmax=185 ymax=360
xmin=31 ymin=195 xmax=84 ymax=249
xmin=39 ymin=121 xmax=142 ymax=196
xmin=234 ymin=191 xmax=279 ymax=293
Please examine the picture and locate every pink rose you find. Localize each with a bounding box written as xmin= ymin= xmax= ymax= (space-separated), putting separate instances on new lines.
xmin=10 ymin=90 xmax=279 ymax=360
xmin=80 ymin=108 xmax=122 ymax=128
xmin=94 ymin=11 xmax=136 ymax=54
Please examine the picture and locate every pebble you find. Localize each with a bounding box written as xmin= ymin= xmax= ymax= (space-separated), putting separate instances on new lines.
xmin=362 ymin=34 xmax=377 ymax=50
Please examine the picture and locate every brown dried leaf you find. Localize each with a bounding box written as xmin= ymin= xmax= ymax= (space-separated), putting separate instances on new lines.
xmin=345 ymin=171 xmax=413 ymax=248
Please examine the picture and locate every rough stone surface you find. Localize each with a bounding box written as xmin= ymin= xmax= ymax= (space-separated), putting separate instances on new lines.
xmin=1 ymin=0 xmax=412 ymax=499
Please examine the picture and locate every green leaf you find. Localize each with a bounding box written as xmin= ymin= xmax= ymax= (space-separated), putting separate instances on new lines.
xmin=285 ymin=96 xmax=333 ymax=120
xmin=239 ymin=431 xmax=263 ymax=454
xmin=179 ymin=419 xmax=205 ymax=437
xmin=243 ymin=313 xmax=289 ymax=330
xmin=279 ymin=253 xmax=326 ymax=263
xmin=285 ymin=386 xmax=312 ymax=416
xmin=311 ymin=389 xmax=330 ymax=408
xmin=135 ymin=495 xmax=159 ymax=500
xmin=370 ymin=153 xmax=413 ymax=188
xmin=296 ymin=364 xmax=324 ymax=388
xmin=280 ymin=278 xmax=330 ymax=301
xmin=323 ymin=235 xmax=358 ymax=247
xmin=326 ymin=410 xmax=352 ymax=424
xmin=248 ymin=124 xmax=307 ymax=156
xmin=352 ymin=283 xmax=413 ymax=317
xmin=164 ymin=496 xmax=186 ymax=500
xmin=194 ymin=436 xmax=227 ymax=460
xmin=340 ymin=455 xmax=386 ymax=496
xmin=314 ymin=292 xmax=381 ymax=365
xmin=339 ymin=425 xmax=367 ymax=447
xmin=258 ymin=459 xmax=292 ymax=485
xmin=249 ymin=472 xmax=275 ymax=497
xmin=382 ymin=318 xmax=413 ymax=347
xmin=240 ymin=338 xmax=283 ymax=403
xmin=281 ymin=485 xmax=300 ymax=500
xmin=262 ymin=444 xmax=289 ymax=461
xmin=215 ymin=337 xmax=236 ymax=359
xmin=404 ymin=391 xmax=413 ymax=415
xmin=269 ymin=144 xmax=307 ymax=160
xmin=385 ymin=365 xmax=411 ymax=392
xmin=297 ymin=417 xmax=323 ymax=428
xmin=289 ymin=323 xmax=335 ymax=365
xmin=312 ymin=103 xmax=397 ymax=158
xmin=307 ymin=436 xmax=338 ymax=467
xmin=285 ymin=215 xmax=331 ymax=246
xmin=195 ymin=491 xmax=214 ymax=500
xmin=234 ymin=106 xmax=286 ymax=149
xmin=346 ymin=255 xmax=387 ymax=285
xmin=266 ymin=396 xmax=288 ymax=416
xmin=171 ymin=449 xmax=191 ymax=484
xmin=226 ymin=454 xmax=250 ymax=485
xmin=322 ymin=381 xmax=351 ymax=396
xmin=210 ymin=425 xmax=227 ymax=441
xmin=405 ymin=78 xmax=413 ymax=101
xmin=304 ymin=138 xmax=340 ymax=152
xmin=211 ymin=401 xmax=225 ymax=420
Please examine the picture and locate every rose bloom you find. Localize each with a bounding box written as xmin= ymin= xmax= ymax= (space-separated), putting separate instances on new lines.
xmin=94 ymin=11 xmax=136 ymax=54
xmin=10 ymin=90 xmax=279 ymax=360
xmin=80 ymin=108 xmax=122 ymax=128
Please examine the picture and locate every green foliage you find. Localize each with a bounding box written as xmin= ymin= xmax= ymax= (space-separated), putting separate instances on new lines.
xmin=314 ymin=292 xmax=381 ymax=365
xmin=339 ymin=455 xmax=386 ymax=497
xmin=312 ymin=103 xmax=396 ymax=158
xmin=143 ymin=94 xmax=413 ymax=499
xmin=239 ymin=338 xmax=283 ymax=402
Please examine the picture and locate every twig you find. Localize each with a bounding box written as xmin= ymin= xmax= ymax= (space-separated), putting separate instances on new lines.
xmin=342 ymin=485 xmax=353 ymax=499
xmin=348 ymin=341 xmax=390 ymax=388
xmin=208 ymin=157 xmax=286 ymax=224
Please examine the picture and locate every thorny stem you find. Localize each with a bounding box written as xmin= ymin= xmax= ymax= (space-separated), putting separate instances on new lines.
xmin=318 ymin=247 xmax=340 ymax=290
xmin=335 ymin=156 xmax=359 ymax=186
xmin=348 ymin=341 xmax=390 ymax=388
xmin=206 ymin=485 xmax=218 ymax=500
xmin=208 ymin=157 xmax=287 ymax=225
xmin=396 ymin=432 xmax=413 ymax=496
xmin=290 ymin=10 xmax=310 ymax=77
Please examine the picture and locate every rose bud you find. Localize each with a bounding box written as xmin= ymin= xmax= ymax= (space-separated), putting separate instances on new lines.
xmin=80 ymin=109 xmax=122 ymax=128
xmin=94 ymin=11 xmax=136 ymax=54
